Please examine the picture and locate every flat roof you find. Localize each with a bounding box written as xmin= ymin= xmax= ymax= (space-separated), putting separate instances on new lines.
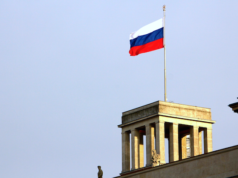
xmin=122 ymin=100 xmax=211 ymax=116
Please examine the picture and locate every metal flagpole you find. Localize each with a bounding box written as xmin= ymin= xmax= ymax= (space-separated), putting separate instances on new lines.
xmin=163 ymin=5 xmax=167 ymax=102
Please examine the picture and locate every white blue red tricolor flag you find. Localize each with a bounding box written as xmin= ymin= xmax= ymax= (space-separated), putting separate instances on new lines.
xmin=129 ymin=18 xmax=164 ymax=56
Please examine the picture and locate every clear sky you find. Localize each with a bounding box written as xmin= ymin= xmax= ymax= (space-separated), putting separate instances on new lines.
xmin=0 ymin=0 xmax=237 ymax=178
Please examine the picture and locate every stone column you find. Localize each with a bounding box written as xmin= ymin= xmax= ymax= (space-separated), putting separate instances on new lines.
xmin=169 ymin=123 xmax=179 ymax=162
xmin=179 ymin=135 xmax=187 ymax=160
xmin=122 ymin=131 xmax=130 ymax=172
xmin=138 ymin=132 xmax=144 ymax=168
xmin=190 ymin=126 xmax=199 ymax=156
xmin=199 ymin=129 xmax=203 ymax=155
xmin=131 ymin=129 xmax=139 ymax=170
xmin=155 ymin=120 xmax=165 ymax=164
xmin=146 ymin=124 xmax=154 ymax=166
xmin=204 ymin=128 xmax=213 ymax=153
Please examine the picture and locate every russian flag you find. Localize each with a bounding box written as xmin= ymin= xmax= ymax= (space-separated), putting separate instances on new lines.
xmin=129 ymin=18 xmax=164 ymax=56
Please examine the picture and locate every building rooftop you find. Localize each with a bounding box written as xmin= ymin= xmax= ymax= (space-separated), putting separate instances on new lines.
xmin=119 ymin=101 xmax=213 ymax=127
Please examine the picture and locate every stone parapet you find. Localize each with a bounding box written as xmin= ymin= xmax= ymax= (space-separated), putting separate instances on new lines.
xmin=121 ymin=101 xmax=212 ymax=125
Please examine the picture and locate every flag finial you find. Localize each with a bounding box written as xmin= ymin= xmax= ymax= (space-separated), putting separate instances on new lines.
xmin=163 ymin=5 xmax=166 ymax=11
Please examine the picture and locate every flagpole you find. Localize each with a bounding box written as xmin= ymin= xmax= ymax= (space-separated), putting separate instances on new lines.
xmin=163 ymin=5 xmax=167 ymax=102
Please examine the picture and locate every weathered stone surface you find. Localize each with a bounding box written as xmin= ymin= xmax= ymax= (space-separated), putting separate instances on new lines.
xmin=122 ymin=132 xmax=130 ymax=172
xmin=117 ymin=145 xmax=238 ymax=178
xmin=131 ymin=129 xmax=139 ymax=170
xmin=190 ymin=126 xmax=199 ymax=156
xmin=179 ymin=135 xmax=187 ymax=159
xmin=151 ymin=149 xmax=160 ymax=167
xmin=146 ymin=124 xmax=154 ymax=167
xmin=121 ymin=101 xmax=212 ymax=125
xmin=155 ymin=121 xmax=165 ymax=164
xmin=169 ymin=123 xmax=179 ymax=162
xmin=122 ymin=105 xmax=158 ymax=124
xmin=120 ymin=101 xmax=215 ymax=175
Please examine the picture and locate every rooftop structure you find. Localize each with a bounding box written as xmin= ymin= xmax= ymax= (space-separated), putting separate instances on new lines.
xmin=118 ymin=101 xmax=214 ymax=171
xmin=115 ymin=101 xmax=238 ymax=178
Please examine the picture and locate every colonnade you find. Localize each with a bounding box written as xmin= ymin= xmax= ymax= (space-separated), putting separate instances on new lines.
xmin=122 ymin=121 xmax=213 ymax=172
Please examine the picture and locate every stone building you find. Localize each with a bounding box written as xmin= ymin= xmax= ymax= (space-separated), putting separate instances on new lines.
xmin=114 ymin=101 xmax=238 ymax=178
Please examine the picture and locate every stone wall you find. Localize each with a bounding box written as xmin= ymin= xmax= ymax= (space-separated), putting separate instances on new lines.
xmin=121 ymin=101 xmax=212 ymax=125
xmin=116 ymin=145 xmax=238 ymax=178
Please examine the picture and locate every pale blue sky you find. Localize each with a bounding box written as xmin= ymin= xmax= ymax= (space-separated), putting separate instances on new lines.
xmin=0 ymin=1 xmax=237 ymax=177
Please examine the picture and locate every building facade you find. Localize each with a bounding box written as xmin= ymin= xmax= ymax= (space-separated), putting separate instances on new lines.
xmin=114 ymin=101 xmax=238 ymax=178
